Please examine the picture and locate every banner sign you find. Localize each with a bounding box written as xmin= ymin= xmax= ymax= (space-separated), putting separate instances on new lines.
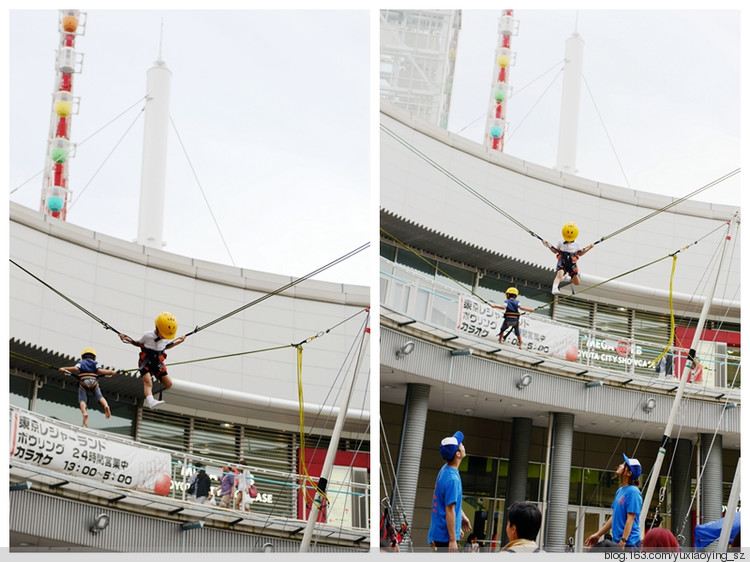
xmin=9 ymin=409 xmax=172 ymax=495
xmin=579 ymin=336 xmax=651 ymax=368
xmin=457 ymin=296 xmax=580 ymax=360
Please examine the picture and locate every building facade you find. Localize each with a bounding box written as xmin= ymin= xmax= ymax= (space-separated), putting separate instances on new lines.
xmin=379 ymin=102 xmax=740 ymax=552
xmin=9 ymin=201 xmax=370 ymax=551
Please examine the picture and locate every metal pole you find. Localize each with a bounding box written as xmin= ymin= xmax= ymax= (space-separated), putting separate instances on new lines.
xmin=639 ymin=216 xmax=737 ymax=535
xmin=717 ymin=458 xmax=740 ymax=550
xmin=299 ymin=314 xmax=370 ymax=552
xmin=539 ymin=411 xmax=554 ymax=549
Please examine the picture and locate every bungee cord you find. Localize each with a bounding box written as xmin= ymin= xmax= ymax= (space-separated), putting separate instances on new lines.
xmin=593 ymin=169 xmax=740 ymax=245
xmin=10 ymin=96 xmax=147 ymax=197
xmin=294 ymin=310 xmax=370 ymax=545
xmin=10 ymin=258 xmax=129 ymax=338
xmin=380 ymin=226 xmax=490 ymax=304
xmin=184 ymin=242 xmax=369 ymax=337
xmin=68 ymin=110 xmax=144 ymax=211
xmin=536 ymin=220 xmax=731 ymax=311
xmin=382 ymin=121 xmax=739 ymax=252
xmin=11 ymin=242 xmax=368 ymax=344
xmin=170 ymin=114 xmax=235 ymax=267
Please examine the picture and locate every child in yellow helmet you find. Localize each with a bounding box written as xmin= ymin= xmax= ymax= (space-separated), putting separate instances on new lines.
xmin=491 ymin=287 xmax=535 ymax=350
xmin=119 ymin=312 xmax=185 ymax=409
xmin=542 ymin=222 xmax=594 ymax=295
xmin=59 ymin=348 xmax=118 ymax=427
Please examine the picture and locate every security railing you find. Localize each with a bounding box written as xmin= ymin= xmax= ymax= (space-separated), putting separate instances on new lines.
xmin=381 ymin=258 xmax=739 ymax=389
xmin=9 ymin=405 xmax=369 ymax=536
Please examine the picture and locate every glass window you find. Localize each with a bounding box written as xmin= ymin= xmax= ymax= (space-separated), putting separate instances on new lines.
xmin=34 ymin=378 xmax=134 ymax=436
xmin=139 ymin=409 xmax=190 ymax=452
xmin=241 ymin=426 xmax=293 ymax=472
xmin=594 ymin=304 xmax=631 ymax=338
xmin=582 ymin=468 xmax=616 ymax=508
xmin=192 ymin=418 xmax=240 ymax=462
xmin=10 ymin=375 xmax=31 ymax=409
xmin=569 ymin=467 xmax=582 ymax=505
xmin=396 ymin=248 xmax=436 ymax=277
xmin=726 ymin=345 xmax=741 ymax=389
xmin=526 ymin=463 xmax=545 ymax=503
xmin=554 ymin=298 xmax=594 ymax=329
xmin=462 ymin=455 xmax=498 ymax=497
xmin=435 ymin=261 xmax=474 ymax=289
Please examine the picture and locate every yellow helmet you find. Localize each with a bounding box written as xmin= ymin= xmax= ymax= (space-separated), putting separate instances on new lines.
xmin=506 ymin=287 xmax=519 ymax=297
xmin=81 ymin=347 xmax=96 ymax=359
xmin=562 ymin=222 xmax=579 ymax=242
xmin=155 ymin=312 xmax=178 ymax=339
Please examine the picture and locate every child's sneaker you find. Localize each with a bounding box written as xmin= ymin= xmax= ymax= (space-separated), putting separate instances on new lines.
xmin=146 ymin=395 xmax=165 ymax=409
xmin=562 ymin=274 xmax=571 ymax=282
xmin=551 ymin=286 xmax=560 ymax=295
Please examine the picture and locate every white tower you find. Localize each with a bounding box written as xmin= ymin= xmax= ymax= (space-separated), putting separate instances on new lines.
xmin=555 ymin=33 xmax=584 ymax=174
xmin=136 ymin=56 xmax=171 ymax=248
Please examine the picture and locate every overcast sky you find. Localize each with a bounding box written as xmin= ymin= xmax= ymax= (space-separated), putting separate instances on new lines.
xmin=8 ymin=9 xmax=370 ymax=285
xmin=446 ymin=9 xmax=740 ymax=206
xmin=5 ymin=8 xmax=744 ymax=290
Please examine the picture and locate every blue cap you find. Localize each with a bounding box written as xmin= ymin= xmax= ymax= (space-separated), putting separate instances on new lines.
xmin=623 ymin=453 xmax=642 ymax=480
xmin=440 ymin=431 xmax=464 ymax=460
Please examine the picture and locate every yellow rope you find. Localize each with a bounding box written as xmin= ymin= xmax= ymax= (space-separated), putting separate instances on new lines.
xmin=296 ymin=345 xmax=328 ymax=506
xmin=649 ymin=255 xmax=677 ymax=368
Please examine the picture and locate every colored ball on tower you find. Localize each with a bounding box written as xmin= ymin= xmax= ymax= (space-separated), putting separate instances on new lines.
xmin=496 ymin=47 xmax=511 ymax=68
xmin=46 ymin=196 xmax=65 ymax=212
xmin=55 ymin=101 xmax=72 ymax=117
xmin=493 ymin=86 xmax=508 ymax=102
xmin=62 ymin=16 xmax=79 ymax=33
xmin=562 ymin=222 xmax=579 ymax=242
xmin=51 ymin=148 xmax=68 ymax=163
xmin=489 ymin=125 xmax=504 ymax=138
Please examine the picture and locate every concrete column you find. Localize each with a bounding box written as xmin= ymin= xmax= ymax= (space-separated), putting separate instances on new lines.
xmin=670 ymin=438 xmax=693 ymax=548
xmin=393 ymin=383 xmax=431 ymax=549
xmin=700 ymin=433 xmax=723 ymax=551
xmin=502 ymin=417 xmax=532 ymax=544
xmin=545 ymin=412 xmax=574 ymax=552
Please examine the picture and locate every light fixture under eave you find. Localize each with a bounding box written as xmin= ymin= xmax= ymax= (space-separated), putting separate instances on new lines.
xmin=585 ymin=381 xmax=603 ymax=388
xmin=395 ymin=341 xmax=415 ymax=359
xmin=9 ymin=481 xmax=32 ymax=492
xmin=89 ymin=513 xmax=110 ymax=534
xmin=516 ymin=374 xmax=532 ymax=389
xmin=643 ymin=397 xmax=657 ymax=413
xmin=450 ymin=348 xmax=473 ymax=357
xmin=181 ymin=521 xmax=205 ymax=531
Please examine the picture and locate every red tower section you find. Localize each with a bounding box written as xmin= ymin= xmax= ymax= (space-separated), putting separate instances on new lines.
xmin=40 ymin=10 xmax=85 ymax=220
xmin=485 ymin=10 xmax=517 ymax=153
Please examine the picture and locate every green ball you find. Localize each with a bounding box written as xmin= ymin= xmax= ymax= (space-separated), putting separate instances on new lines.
xmin=51 ymin=148 xmax=68 ymax=163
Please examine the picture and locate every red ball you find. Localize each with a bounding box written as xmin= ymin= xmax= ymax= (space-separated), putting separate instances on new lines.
xmin=154 ymin=473 xmax=172 ymax=496
xmin=565 ymin=346 xmax=579 ymax=362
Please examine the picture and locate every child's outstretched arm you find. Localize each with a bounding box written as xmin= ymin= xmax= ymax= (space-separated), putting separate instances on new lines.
xmin=520 ymin=306 xmax=535 ymax=313
xmin=491 ymin=304 xmax=506 ymax=311
xmin=97 ymin=368 xmax=118 ymax=377
xmin=119 ymin=333 xmax=138 ymax=346
xmin=542 ymin=240 xmax=558 ymax=254
xmin=578 ymin=243 xmax=595 ymax=257
xmin=59 ymin=366 xmax=79 ymax=374
xmin=165 ymin=335 xmax=186 ymax=349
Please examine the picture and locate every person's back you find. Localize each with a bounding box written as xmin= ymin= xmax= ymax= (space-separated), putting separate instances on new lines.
xmin=195 ymin=471 xmax=212 ymax=500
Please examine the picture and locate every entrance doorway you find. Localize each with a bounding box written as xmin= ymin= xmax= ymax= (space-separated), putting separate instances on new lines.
xmin=564 ymin=507 xmax=610 ymax=552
